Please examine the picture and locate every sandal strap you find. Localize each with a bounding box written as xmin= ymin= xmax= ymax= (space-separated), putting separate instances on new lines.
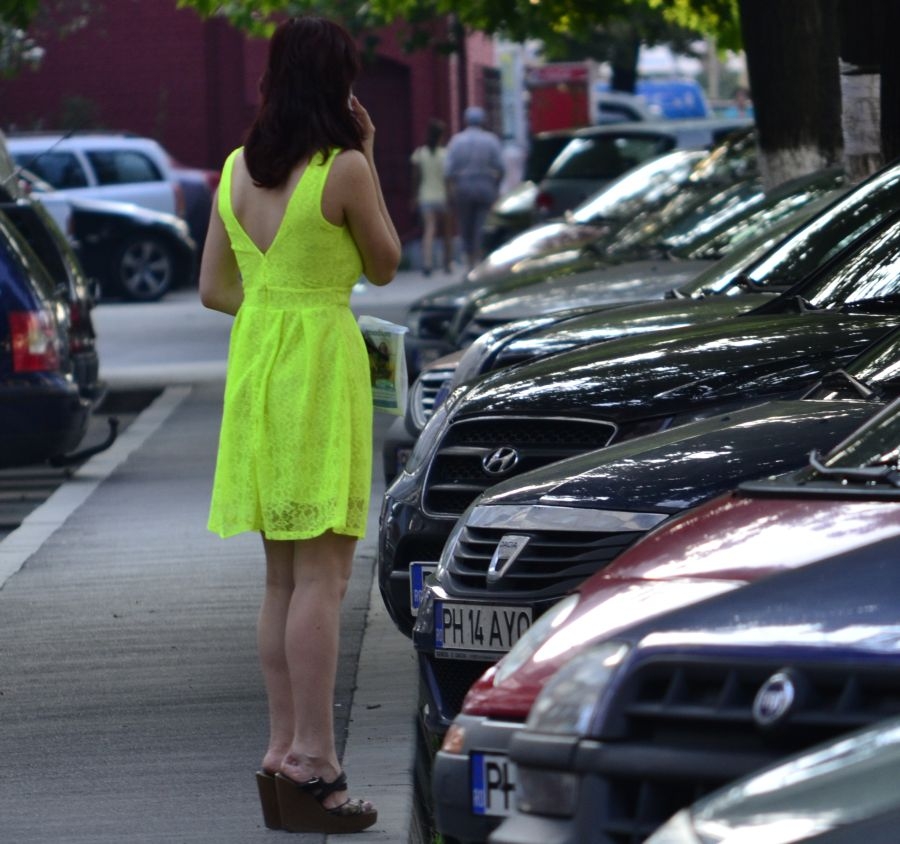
xmin=299 ymin=771 xmax=348 ymax=802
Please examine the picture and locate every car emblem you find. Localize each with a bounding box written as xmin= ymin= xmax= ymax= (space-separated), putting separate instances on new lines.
xmin=482 ymin=446 xmax=519 ymax=476
xmin=487 ymin=534 xmax=530 ymax=584
xmin=752 ymin=671 xmax=797 ymax=727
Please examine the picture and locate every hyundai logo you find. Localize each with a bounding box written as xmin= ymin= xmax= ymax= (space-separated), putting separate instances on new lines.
xmin=752 ymin=671 xmax=797 ymax=727
xmin=482 ymin=446 xmax=520 ymax=476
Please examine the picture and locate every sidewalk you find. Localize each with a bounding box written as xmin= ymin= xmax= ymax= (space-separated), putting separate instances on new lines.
xmin=0 ymin=381 xmax=420 ymax=841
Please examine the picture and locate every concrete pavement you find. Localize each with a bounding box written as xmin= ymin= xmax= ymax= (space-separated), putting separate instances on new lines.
xmin=0 ymin=268 xmax=454 ymax=842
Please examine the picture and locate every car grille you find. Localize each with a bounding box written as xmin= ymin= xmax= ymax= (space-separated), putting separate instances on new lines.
xmin=590 ymin=654 xmax=900 ymax=844
xmin=445 ymin=524 xmax=648 ymax=598
xmin=423 ymin=416 xmax=617 ymax=517
xmin=411 ymin=363 xmax=456 ymax=427
xmin=424 ymin=653 xmax=494 ymax=720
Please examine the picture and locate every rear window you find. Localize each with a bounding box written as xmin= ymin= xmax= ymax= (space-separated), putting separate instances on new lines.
xmin=15 ymin=151 xmax=89 ymax=189
xmin=547 ymin=134 xmax=675 ymax=180
xmin=86 ymin=150 xmax=162 ymax=184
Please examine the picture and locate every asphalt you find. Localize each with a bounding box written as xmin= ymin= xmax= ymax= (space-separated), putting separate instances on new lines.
xmin=0 ymin=268 xmax=451 ymax=843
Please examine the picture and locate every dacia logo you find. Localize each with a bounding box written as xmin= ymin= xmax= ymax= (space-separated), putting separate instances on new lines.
xmin=487 ymin=535 xmax=530 ymax=584
xmin=482 ymin=446 xmax=519 ymax=476
xmin=752 ymin=671 xmax=797 ymax=728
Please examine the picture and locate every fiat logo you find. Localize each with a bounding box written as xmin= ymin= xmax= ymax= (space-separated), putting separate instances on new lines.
xmin=752 ymin=671 xmax=797 ymax=727
xmin=482 ymin=446 xmax=520 ymax=476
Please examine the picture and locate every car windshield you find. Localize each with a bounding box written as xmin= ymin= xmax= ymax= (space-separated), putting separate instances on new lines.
xmin=570 ymin=149 xmax=704 ymax=224
xmin=664 ymin=170 xmax=847 ymax=261
xmin=800 ymin=214 xmax=900 ymax=310
xmin=746 ymin=165 xmax=900 ymax=288
xmin=812 ymin=397 xmax=900 ymax=475
xmin=844 ymin=327 xmax=900 ymax=394
xmin=524 ymin=135 xmax=575 ymax=183
xmin=546 ymin=132 xmax=675 ymax=180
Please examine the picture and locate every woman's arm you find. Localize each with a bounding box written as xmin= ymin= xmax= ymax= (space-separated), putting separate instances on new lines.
xmin=330 ymin=97 xmax=401 ymax=286
xmin=198 ymin=193 xmax=243 ymax=316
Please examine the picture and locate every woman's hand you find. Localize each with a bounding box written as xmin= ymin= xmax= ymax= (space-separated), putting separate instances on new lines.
xmin=350 ymin=95 xmax=375 ymax=159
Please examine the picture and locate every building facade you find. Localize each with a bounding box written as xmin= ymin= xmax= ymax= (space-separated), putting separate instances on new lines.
xmin=0 ymin=0 xmax=498 ymax=240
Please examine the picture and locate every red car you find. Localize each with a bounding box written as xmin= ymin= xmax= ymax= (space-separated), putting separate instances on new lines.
xmin=432 ymin=396 xmax=900 ymax=843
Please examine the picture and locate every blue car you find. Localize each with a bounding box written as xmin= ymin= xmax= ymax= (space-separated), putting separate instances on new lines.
xmin=0 ymin=208 xmax=92 ymax=467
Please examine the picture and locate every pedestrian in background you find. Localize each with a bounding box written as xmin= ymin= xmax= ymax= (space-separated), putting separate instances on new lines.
xmin=445 ymin=105 xmax=505 ymax=271
xmin=411 ymin=118 xmax=453 ymax=275
xmin=198 ymin=15 xmax=400 ymax=835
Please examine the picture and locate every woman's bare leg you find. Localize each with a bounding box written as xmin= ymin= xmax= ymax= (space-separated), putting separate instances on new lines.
xmin=258 ymin=536 xmax=295 ymax=774
xmin=280 ymin=531 xmax=364 ymax=809
xmin=421 ymin=208 xmax=437 ymax=271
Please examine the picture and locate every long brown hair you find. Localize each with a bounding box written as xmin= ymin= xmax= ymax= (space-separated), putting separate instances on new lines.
xmin=244 ymin=17 xmax=364 ymax=188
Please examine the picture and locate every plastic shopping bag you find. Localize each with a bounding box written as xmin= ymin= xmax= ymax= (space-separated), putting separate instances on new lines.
xmin=358 ymin=315 xmax=409 ymax=416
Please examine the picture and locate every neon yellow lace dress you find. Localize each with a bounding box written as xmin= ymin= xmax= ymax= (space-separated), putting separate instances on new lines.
xmin=208 ymin=147 xmax=372 ymax=540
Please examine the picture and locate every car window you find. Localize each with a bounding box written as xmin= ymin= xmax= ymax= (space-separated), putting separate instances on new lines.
xmin=804 ymin=215 xmax=900 ymax=309
xmin=547 ymin=134 xmax=675 ymax=180
xmin=86 ymin=150 xmax=162 ymax=184
xmin=15 ymin=151 xmax=89 ymax=189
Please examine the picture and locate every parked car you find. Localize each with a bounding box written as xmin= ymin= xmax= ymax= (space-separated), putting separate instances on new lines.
xmin=432 ymin=396 xmax=900 ymax=844
xmin=646 ymin=713 xmax=900 ymax=844
xmin=534 ymin=117 xmax=751 ymax=220
xmin=0 ymin=207 xmax=93 ymax=466
xmin=0 ymin=195 xmax=102 ymax=399
xmin=414 ymin=331 xmax=900 ymax=731
xmin=379 ymin=202 xmax=900 ymax=639
xmin=483 ymin=129 xmax=582 ymax=252
xmin=434 ymin=396 xmax=900 ymax=841
xmin=494 ymin=527 xmax=900 ymax=843
xmin=408 ymin=147 xmax=831 ymax=379
xmin=8 ymin=132 xmax=186 ymax=219
xmin=19 ymin=169 xmax=197 ymax=301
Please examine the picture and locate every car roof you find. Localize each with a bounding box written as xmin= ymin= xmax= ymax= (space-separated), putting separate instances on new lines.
xmin=566 ymin=117 xmax=753 ymax=139
xmin=7 ymin=133 xmax=166 ymax=152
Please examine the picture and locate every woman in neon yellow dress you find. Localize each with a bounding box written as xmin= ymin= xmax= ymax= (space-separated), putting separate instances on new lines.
xmin=199 ymin=17 xmax=400 ymax=834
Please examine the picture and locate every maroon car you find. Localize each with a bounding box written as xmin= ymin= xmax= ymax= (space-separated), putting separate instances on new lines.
xmin=432 ymin=396 xmax=900 ymax=843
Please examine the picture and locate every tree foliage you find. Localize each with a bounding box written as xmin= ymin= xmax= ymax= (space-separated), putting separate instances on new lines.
xmin=175 ymin=0 xmax=741 ymax=54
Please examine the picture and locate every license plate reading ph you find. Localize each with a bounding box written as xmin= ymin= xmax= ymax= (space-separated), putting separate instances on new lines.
xmin=471 ymin=752 xmax=517 ymax=816
xmin=409 ymin=562 xmax=437 ymax=615
xmin=435 ymin=602 xmax=532 ymax=652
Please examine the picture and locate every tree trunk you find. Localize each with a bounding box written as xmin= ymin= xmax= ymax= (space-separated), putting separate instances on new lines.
xmin=838 ymin=0 xmax=883 ymax=182
xmin=882 ymin=1 xmax=900 ymax=163
xmin=738 ymin=0 xmax=842 ymax=188
xmin=609 ymin=28 xmax=640 ymax=94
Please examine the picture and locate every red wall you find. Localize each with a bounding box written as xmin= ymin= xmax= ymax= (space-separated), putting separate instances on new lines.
xmin=0 ymin=2 xmax=487 ymax=239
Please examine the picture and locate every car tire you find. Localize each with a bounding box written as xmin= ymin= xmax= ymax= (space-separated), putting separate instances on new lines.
xmin=114 ymin=234 xmax=175 ymax=301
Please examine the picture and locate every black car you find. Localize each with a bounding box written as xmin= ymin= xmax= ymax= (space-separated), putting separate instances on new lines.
xmin=0 ymin=208 xmax=92 ymax=467
xmin=21 ymin=170 xmax=197 ymax=302
xmin=379 ymin=196 xmax=900 ymax=638
xmin=412 ymin=328 xmax=900 ymax=733
xmin=495 ymin=530 xmax=900 ymax=844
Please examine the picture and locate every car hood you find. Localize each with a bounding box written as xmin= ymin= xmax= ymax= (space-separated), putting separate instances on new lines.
xmin=478 ymin=399 xmax=881 ymax=514
xmin=458 ymin=312 xmax=900 ymax=422
xmin=490 ymin=292 xmax=775 ymax=366
xmin=464 ymin=496 xmax=900 ymax=719
xmin=468 ymin=221 xmax=611 ymax=284
xmin=471 ymin=259 xmax=712 ymax=325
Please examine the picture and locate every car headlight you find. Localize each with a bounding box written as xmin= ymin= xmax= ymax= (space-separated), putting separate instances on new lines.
xmin=526 ymin=641 xmax=630 ymax=735
xmin=493 ymin=594 xmax=580 ymax=686
xmin=643 ymin=810 xmax=701 ymax=844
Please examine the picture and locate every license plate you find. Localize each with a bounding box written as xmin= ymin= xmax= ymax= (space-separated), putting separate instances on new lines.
xmin=409 ymin=562 xmax=437 ymax=615
xmin=471 ymin=752 xmax=517 ymax=817
xmin=435 ymin=602 xmax=532 ymax=653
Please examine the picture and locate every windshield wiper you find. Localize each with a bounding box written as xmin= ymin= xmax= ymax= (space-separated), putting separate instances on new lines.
xmin=816 ymin=368 xmax=875 ymax=399
xmin=793 ymin=295 xmax=823 ymax=312
xmin=808 ymin=449 xmax=900 ymax=487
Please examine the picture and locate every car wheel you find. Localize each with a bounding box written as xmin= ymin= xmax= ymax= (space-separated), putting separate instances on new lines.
xmin=115 ymin=235 xmax=175 ymax=301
